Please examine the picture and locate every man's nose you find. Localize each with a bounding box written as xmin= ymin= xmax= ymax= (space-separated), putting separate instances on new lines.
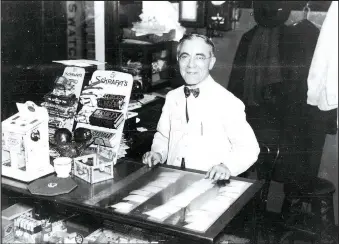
xmin=187 ymin=56 xmax=196 ymax=67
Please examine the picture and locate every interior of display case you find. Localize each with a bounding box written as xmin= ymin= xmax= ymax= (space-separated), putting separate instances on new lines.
xmin=81 ymin=165 xmax=261 ymax=243
xmin=1 ymin=201 xmax=164 ymax=244
xmin=2 ymin=158 xmax=262 ymax=244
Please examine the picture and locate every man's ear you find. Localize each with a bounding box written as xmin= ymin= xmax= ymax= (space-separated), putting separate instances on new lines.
xmin=209 ymin=56 xmax=216 ymax=70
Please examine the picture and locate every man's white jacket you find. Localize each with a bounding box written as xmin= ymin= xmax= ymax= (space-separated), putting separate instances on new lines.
xmin=151 ymin=76 xmax=260 ymax=176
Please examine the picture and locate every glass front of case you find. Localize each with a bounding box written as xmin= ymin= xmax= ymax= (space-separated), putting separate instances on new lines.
xmin=94 ymin=166 xmax=253 ymax=234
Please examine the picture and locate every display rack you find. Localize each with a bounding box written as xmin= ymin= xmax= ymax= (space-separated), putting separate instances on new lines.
xmin=74 ymin=70 xmax=133 ymax=184
xmin=41 ymin=66 xmax=86 ymax=135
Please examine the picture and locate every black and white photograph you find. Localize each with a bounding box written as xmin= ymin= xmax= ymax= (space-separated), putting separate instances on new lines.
xmin=1 ymin=1 xmax=338 ymax=243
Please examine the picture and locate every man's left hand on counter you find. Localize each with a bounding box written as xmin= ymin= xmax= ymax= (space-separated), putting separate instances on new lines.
xmin=205 ymin=163 xmax=231 ymax=181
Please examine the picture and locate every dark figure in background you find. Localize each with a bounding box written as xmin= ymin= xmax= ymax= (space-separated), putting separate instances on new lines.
xmin=228 ymin=1 xmax=334 ymax=186
xmin=228 ymin=1 xmax=292 ymax=113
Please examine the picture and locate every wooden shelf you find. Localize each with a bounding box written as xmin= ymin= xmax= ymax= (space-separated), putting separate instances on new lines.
xmin=118 ymin=41 xmax=176 ymax=92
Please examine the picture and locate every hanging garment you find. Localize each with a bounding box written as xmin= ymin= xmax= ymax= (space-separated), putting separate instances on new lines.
xmin=276 ymin=19 xmax=325 ymax=183
xmin=282 ymin=19 xmax=320 ymax=104
xmin=228 ymin=17 xmax=329 ymax=182
xmin=243 ymin=26 xmax=282 ymax=106
xmin=307 ymin=1 xmax=338 ymax=112
xmin=228 ymin=25 xmax=288 ymax=119
xmin=308 ymin=2 xmax=338 ymax=225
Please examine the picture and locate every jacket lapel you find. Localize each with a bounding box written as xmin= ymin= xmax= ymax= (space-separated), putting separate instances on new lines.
xmin=174 ymin=86 xmax=186 ymax=112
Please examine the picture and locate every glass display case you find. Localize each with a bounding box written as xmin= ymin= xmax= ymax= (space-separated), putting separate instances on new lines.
xmin=2 ymin=160 xmax=263 ymax=244
xmin=82 ymin=165 xmax=262 ymax=243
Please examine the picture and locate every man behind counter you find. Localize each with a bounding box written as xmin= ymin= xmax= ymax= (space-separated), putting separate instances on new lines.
xmin=142 ymin=33 xmax=260 ymax=181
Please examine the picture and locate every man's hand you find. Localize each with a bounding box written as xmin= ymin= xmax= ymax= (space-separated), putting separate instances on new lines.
xmin=142 ymin=151 xmax=162 ymax=168
xmin=205 ymin=163 xmax=231 ymax=181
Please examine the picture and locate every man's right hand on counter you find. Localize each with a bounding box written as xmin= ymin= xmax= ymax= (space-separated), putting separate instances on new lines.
xmin=142 ymin=151 xmax=162 ymax=167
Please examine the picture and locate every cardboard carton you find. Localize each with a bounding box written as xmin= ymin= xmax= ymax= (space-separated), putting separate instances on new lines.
xmin=1 ymin=101 xmax=54 ymax=182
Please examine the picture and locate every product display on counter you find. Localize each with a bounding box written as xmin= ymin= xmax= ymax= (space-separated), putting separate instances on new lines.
xmin=97 ymin=94 xmax=126 ymax=110
xmin=89 ymin=109 xmax=124 ymax=129
xmin=49 ymin=127 xmax=94 ymax=159
xmin=41 ymin=65 xmax=86 ymax=135
xmin=76 ymin=70 xmax=133 ymax=131
xmin=73 ymin=147 xmax=115 ymax=184
xmin=74 ymin=70 xmax=133 ymax=184
xmin=1 ymin=101 xmax=55 ymax=182
xmin=90 ymin=130 xmax=117 ymax=147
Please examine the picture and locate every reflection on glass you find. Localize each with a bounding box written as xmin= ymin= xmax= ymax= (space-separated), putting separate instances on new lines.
xmin=181 ymin=1 xmax=198 ymax=21
xmin=99 ymin=167 xmax=252 ymax=233
xmin=211 ymin=1 xmax=226 ymax=6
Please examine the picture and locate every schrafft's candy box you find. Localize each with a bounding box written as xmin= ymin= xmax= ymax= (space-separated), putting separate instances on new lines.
xmin=91 ymin=129 xmax=118 ymax=148
xmin=89 ymin=109 xmax=124 ymax=129
xmin=1 ymin=101 xmax=54 ymax=182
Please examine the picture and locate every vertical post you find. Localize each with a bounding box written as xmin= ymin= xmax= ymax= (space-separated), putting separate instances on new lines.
xmin=94 ymin=1 xmax=105 ymax=70
xmin=105 ymin=1 xmax=120 ymax=69
xmin=251 ymin=191 xmax=259 ymax=244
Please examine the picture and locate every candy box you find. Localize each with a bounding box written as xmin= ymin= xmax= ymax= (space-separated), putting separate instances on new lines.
xmin=1 ymin=217 xmax=14 ymax=243
xmin=89 ymin=109 xmax=124 ymax=129
xmin=90 ymin=129 xmax=118 ymax=148
xmin=1 ymin=203 xmax=33 ymax=221
xmin=97 ymin=94 xmax=126 ymax=110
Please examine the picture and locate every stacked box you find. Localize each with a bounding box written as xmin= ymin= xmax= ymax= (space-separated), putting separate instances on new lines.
xmin=89 ymin=109 xmax=124 ymax=129
xmin=1 ymin=218 xmax=14 ymax=243
xmin=97 ymin=94 xmax=126 ymax=110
